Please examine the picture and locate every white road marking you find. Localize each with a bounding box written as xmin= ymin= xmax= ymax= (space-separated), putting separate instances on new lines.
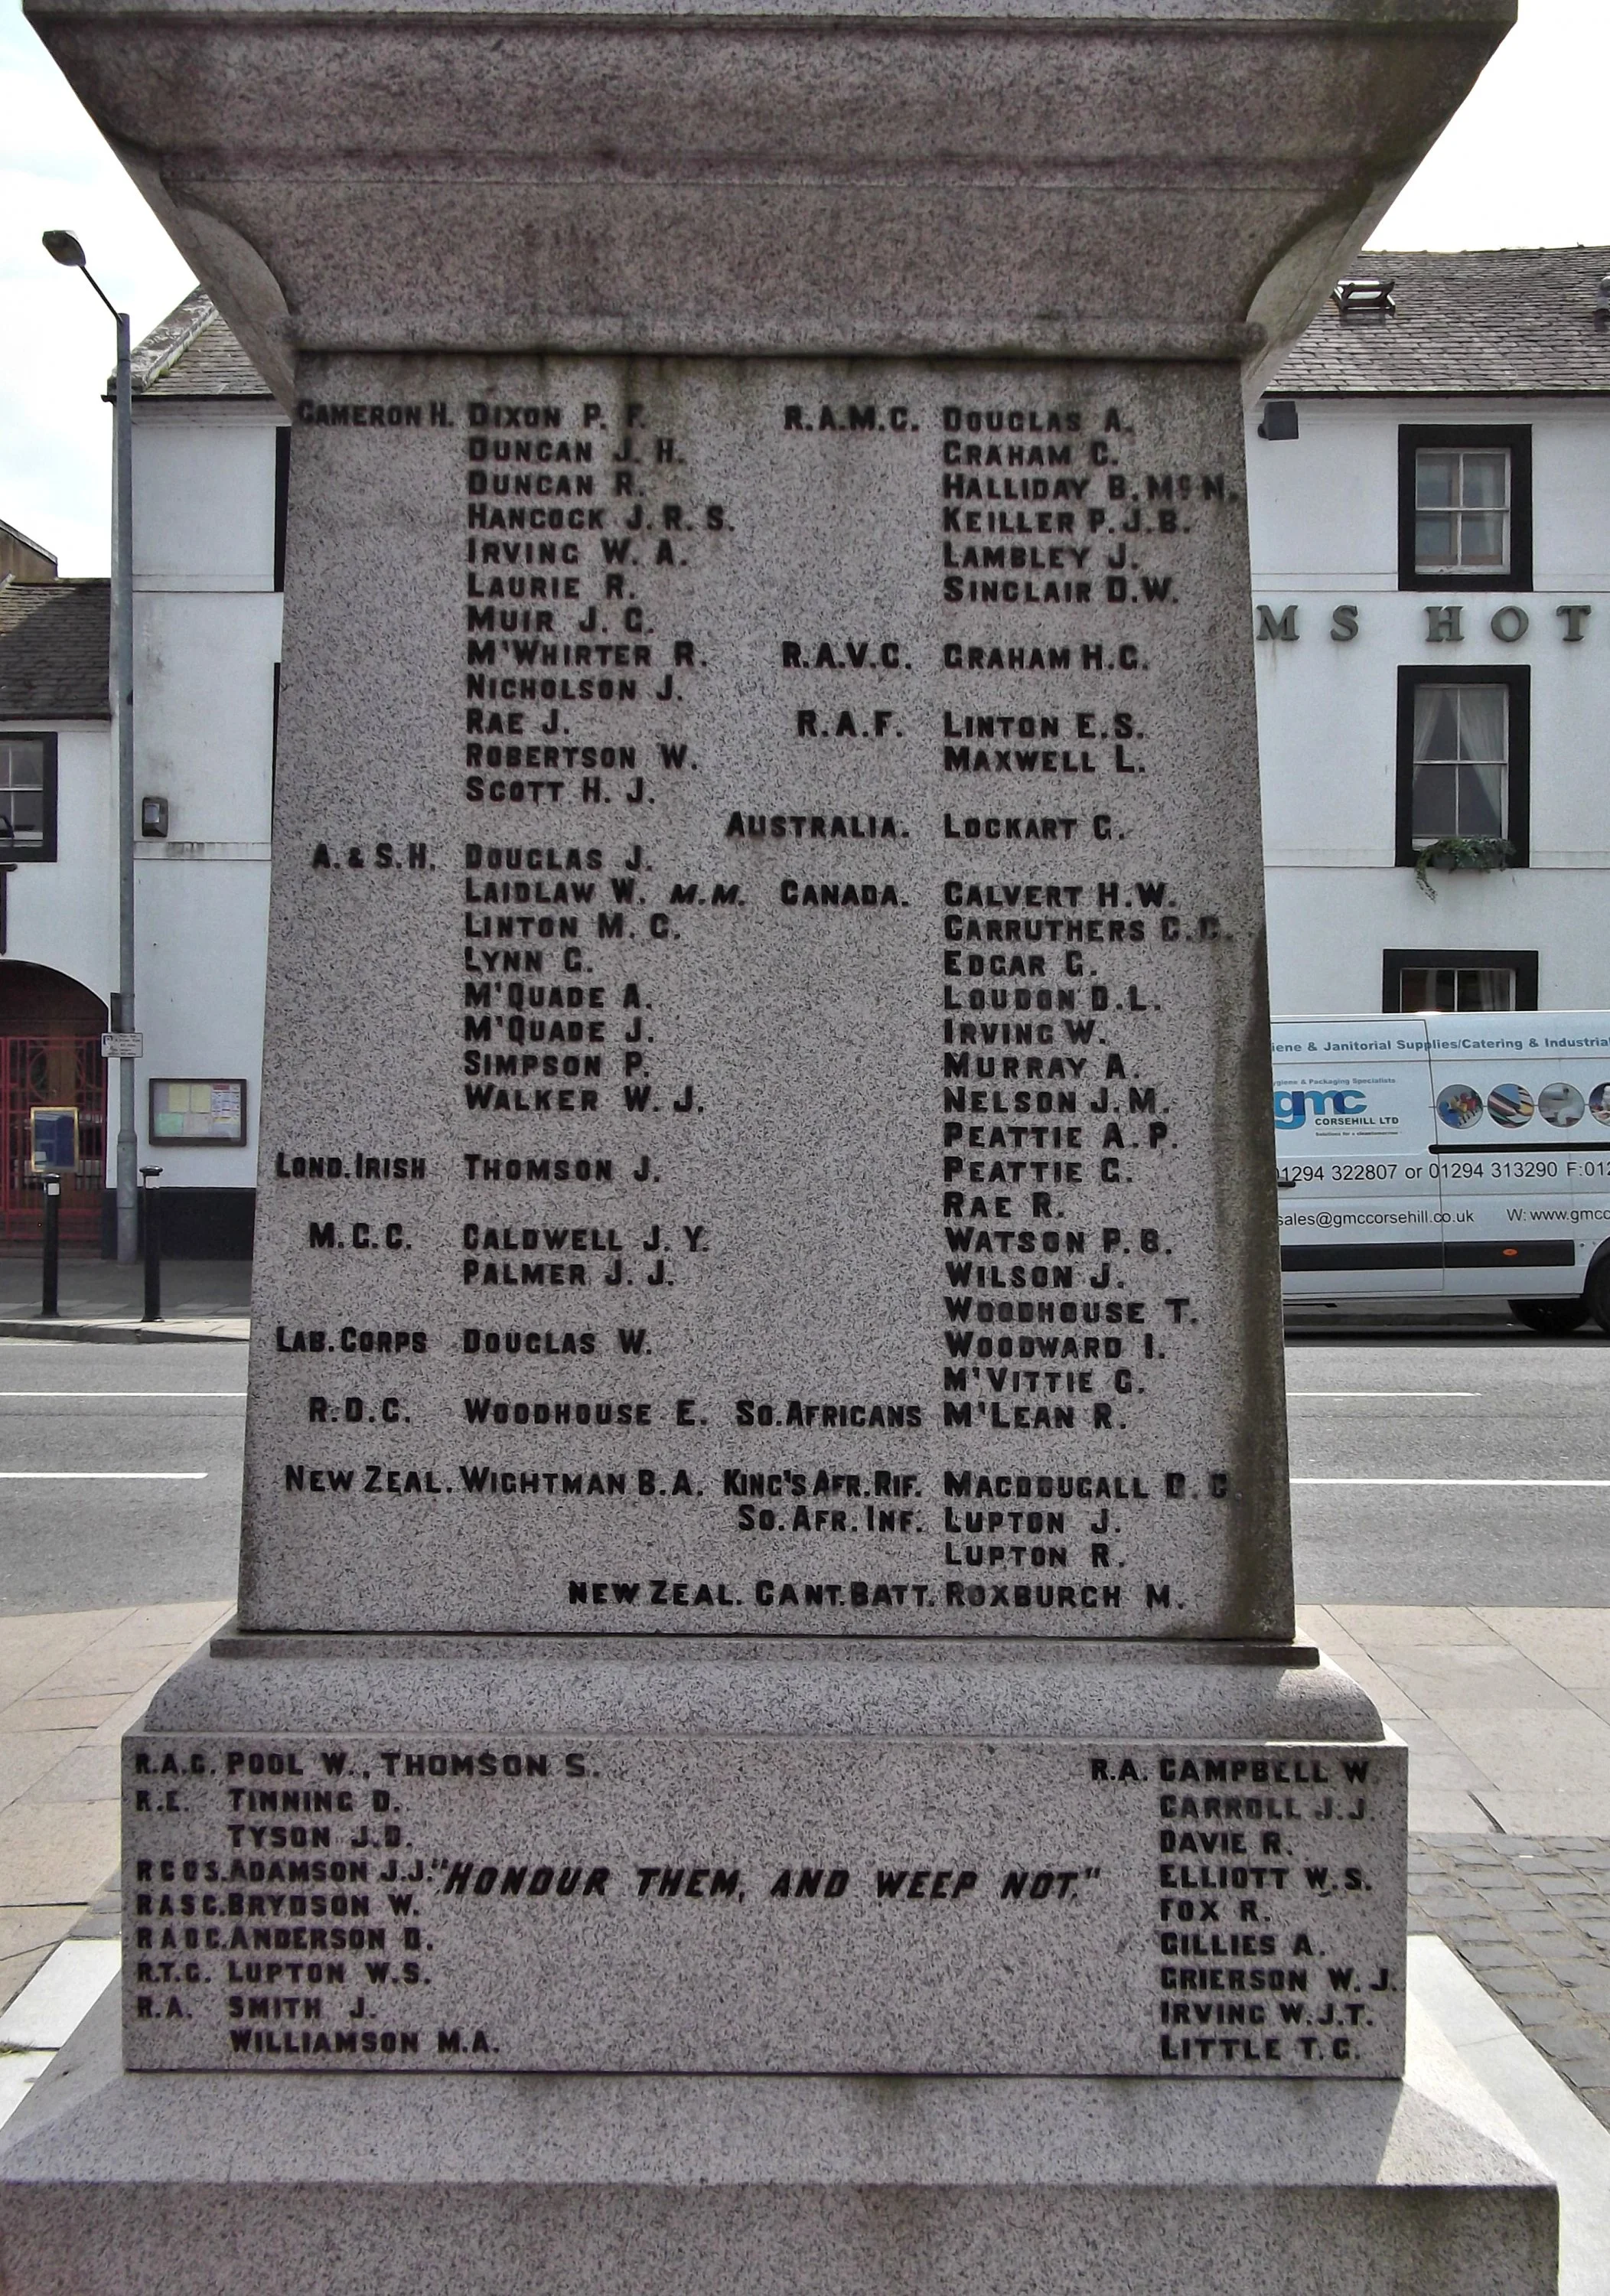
xmin=1292 ymin=1476 xmax=1610 ymax=1488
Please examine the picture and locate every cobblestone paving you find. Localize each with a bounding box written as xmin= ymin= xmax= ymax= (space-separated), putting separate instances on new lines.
xmin=1410 ymin=1833 xmax=1610 ymax=2129
xmin=13 ymin=1860 xmax=1610 ymax=2127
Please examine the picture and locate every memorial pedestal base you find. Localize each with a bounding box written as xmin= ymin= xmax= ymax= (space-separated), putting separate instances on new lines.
xmin=7 ymin=1636 xmax=1547 ymax=2293
xmin=119 ymin=1635 xmax=1408 ymax=2076
xmin=0 ymin=1985 xmax=1554 ymax=2296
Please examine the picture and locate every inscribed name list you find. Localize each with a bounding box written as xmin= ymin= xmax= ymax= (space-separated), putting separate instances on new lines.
xmin=247 ymin=358 xmax=1287 ymax=1636
xmin=124 ymin=1728 xmax=1403 ymax=2073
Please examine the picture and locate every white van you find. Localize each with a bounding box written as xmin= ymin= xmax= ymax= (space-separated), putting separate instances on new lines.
xmin=1273 ymin=1013 xmax=1610 ymax=1334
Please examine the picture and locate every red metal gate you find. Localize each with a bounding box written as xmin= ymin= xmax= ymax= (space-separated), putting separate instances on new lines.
xmin=0 ymin=1037 xmax=106 ymax=1243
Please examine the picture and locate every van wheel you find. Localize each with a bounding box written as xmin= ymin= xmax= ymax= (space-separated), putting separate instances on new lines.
xmin=1511 ymin=1297 xmax=1592 ymax=1336
xmin=1588 ymin=1257 xmax=1610 ymax=1334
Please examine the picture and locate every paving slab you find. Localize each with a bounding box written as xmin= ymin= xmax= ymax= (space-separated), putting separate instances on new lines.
xmin=0 ymin=1603 xmax=232 ymax=2023
xmin=0 ymin=1258 xmax=250 ymax=1326
xmin=1476 ymin=1612 xmax=1610 ymax=1691
xmin=1312 ymin=1606 xmax=1610 ymax=1838
xmin=0 ymin=1319 xmax=249 ymax=1345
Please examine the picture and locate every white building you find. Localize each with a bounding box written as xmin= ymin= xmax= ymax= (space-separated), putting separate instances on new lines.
xmin=0 ymin=536 xmax=113 ymax=1245
xmin=1248 ymin=246 xmax=1610 ymax=1017
xmin=0 ymin=290 xmax=284 ymax=1251
xmin=5 ymin=253 xmax=1608 ymax=1253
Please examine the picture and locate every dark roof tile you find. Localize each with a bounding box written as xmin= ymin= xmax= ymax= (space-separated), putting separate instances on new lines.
xmin=1268 ymin=248 xmax=1610 ymax=396
xmin=0 ymin=580 xmax=111 ymax=720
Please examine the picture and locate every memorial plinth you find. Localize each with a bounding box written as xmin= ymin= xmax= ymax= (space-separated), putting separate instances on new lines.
xmin=3 ymin=0 xmax=1550 ymax=2288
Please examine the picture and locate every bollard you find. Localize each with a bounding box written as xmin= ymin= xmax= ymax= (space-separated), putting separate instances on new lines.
xmin=40 ymin=1176 xmax=60 ymax=1319
xmin=140 ymin=1166 xmax=163 ymax=1323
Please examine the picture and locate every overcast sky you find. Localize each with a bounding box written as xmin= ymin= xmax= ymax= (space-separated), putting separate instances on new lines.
xmin=4 ymin=0 xmax=1609 ymax=578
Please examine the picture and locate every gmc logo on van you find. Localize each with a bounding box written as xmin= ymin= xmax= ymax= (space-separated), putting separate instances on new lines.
xmin=1274 ymin=1088 xmax=1366 ymax=1129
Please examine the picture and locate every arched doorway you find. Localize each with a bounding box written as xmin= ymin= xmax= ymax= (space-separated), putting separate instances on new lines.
xmin=0 ymin=963 xmax=108 ymax=1243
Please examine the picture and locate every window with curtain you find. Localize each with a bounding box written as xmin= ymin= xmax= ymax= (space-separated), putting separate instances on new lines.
xmin=1383 ymin=948 xmax=1537 ymax=1016
xmin=1396 ymin=965 xmax=1517 ymax=1013
xmin=1410 ymin=683 xmax=1507 ymax=844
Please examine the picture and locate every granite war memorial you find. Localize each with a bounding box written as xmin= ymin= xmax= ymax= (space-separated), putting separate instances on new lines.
xmin=0 ymin=0 xmax=1558 ymax=2288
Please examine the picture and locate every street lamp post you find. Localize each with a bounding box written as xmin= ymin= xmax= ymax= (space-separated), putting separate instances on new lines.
xmin=43 ymin=230 xmax=139 ymax=1263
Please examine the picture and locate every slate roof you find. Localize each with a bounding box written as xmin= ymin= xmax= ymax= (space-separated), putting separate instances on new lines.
xmin=0 ymin=580 xmax=110 ymax=721
xmin=1268 ymin=248 xmax=1610 ymax=397
xmin=0 ymin=519 xmax=56 ymax=582
xmin=132 ymin=287 xmax=273 ymax=399
xmin=144 ymin=255 xmax=1610 ymax=406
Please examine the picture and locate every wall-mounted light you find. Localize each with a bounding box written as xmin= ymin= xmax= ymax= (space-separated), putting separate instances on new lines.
xmin=141 ymin=796 xmax=169 ymax=838
xmin=1257 ymin=400 xmax=1299 ymax=442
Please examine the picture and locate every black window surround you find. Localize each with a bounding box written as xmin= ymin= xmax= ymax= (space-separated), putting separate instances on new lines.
xmin=1395 ymin=664 xmax=1529 ymax=870
xmin=0 ymin=732 xmax=59 ymax=863
xmin=1398 ymin=424 xmax=1532 ymax=592
xmin=273 ymin=426 xmax=290 ymax=594
xmin=1382 ymin=947 xmax=1539 ymax=1015
xmin=271 ymin=660 xmax=282 ymax=817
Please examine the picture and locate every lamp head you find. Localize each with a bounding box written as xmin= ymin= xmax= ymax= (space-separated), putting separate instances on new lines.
xmin=42 ymin=230 xmax=87 ymax=268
